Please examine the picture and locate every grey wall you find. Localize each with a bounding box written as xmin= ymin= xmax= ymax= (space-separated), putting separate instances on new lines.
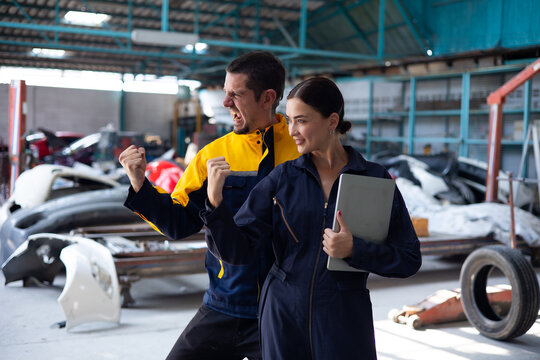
xmin=124 ymin=92 xmax=176 ymax=139
xmin=0 ymin=84 xmax=176 ymax=145
xmin=28 ymin=86 xmax=121 ymax=133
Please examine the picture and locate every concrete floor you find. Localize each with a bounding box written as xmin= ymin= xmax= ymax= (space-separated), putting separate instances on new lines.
xmin=1 ymin=255 xmax=539 ymax=360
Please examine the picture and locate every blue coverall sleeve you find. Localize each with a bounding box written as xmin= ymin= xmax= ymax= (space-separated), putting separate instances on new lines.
xmin=201 ymin=171 xmax=277 ymax=265
xmin=124 ymin=178 xmax=204 ymax=240
xmin=345 ymin=179 xmax=422 ymax=278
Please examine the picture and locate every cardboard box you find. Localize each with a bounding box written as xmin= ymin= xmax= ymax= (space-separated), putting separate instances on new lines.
xmin=411 ymin=217 xmax=429 ymax=237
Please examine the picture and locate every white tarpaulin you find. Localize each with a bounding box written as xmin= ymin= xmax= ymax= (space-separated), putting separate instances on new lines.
xmin=397 ymin=178 xmax=540 ymax=247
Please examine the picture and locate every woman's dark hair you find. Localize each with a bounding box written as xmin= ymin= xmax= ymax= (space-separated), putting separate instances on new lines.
xmin=226 ymin=51 xmax=285 ymax=111
xmin=287 ymin=77 xmax=351 ymax=134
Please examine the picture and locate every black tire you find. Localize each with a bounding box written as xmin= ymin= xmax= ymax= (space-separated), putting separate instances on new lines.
xmin=460 ymin=245 xmax=540 ymax=340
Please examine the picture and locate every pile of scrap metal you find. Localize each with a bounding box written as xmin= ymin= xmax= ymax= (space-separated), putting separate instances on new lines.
xmin=0 ymin=164 xmax=206 ymax=330
xmin=375 ymin=152 xmax=535 ymax=207
xmin=375 ymin=153 xmax=540 ymax=257
xmin=24 ymin=128 xmax=83 ymax=167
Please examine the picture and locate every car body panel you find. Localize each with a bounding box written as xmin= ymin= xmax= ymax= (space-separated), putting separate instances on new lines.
xmin=0 ymin=164 xmax=119 ymax=225
xmin=0 ymin=186 xmax=139 ymax=264
xmin=1 ymin=234 xmax=71 ymax=285
xmin=58 ymin=234 xmax=121 ymax=330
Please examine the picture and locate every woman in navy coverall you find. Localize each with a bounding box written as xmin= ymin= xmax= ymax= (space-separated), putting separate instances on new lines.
xmin=202 ymin=77 xmax=422 ymax=360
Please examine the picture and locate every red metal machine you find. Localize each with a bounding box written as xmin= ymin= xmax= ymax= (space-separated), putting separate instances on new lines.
xmin=8 ymin=80 xmax=26 ymax=196
xmin=485 ymin=58 xmax=540 ymax=202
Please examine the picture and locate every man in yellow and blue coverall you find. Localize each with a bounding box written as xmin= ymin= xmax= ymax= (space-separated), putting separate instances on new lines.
xmin=119 ymin=51 xmax=299 ymax=360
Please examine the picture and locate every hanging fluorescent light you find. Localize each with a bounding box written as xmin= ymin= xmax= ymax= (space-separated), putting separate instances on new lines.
xmin=64 ymin=11 xmax=110 ymax=26
xmin=426 ymin=49 xmax=433 ymax=56
xmin=31 ymin=48 xmax=66 ymax=58
xmin=131 ymin=29 xmax=199 ymax=47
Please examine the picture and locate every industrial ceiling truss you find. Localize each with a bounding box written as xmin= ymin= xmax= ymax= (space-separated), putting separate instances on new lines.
xmin=0 ymin=0 xmax=430 ymax=82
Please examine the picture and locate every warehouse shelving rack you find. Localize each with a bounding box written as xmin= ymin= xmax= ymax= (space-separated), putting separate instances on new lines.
xmin=348 ymin=64 xmax=540 ymax=172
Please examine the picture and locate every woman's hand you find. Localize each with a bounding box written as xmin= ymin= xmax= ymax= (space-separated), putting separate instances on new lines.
xmin=207 ymin=156 xmax=231 ymax=208
xmin=322 ymin=210 xmax=353 ymax=258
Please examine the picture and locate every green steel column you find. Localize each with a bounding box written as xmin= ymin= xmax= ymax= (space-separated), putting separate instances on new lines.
xmin=524 ymin=80 xmax=532 ymax=139
xmin=128 ymin=0 xmax=132 ymax=49
xmin=195 ymin=0 xmax=200 ymax=35
xmin=162 ymin=0 xmax=169 ymax=32
xmin=234 ymin=12 xmax=239 ymax=57
xmin=460 ymin=72 xmax=470 ymax=157
xmin=378 ymin=0 xmax=386 ymax=60
xmin=299 ymin=0 xmax=308 ymax=48
xmin=366 ymin=80 xmax=374 ymax=159
xmin=54 ymin=0 xmax=59 ymax=43
xmin=254 ymin=0 xmax=260 ymax=43
xmin=408 ymin=77 xmax=416 ymax=154
xmin=120 ymin=86 xmax=126 ymax=131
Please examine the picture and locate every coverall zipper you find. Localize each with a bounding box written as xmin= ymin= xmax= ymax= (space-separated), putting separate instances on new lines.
xmin=308 ymin=200 xmax=327 ymax=360
xmin=303 ymin=166 xmax=332 ymax=360
xmin=273 ymin=196 xmax=299 ymax=243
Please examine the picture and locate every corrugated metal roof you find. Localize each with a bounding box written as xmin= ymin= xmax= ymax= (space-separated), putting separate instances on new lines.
xmin=0 ymin=0 xmax=538 ymax=84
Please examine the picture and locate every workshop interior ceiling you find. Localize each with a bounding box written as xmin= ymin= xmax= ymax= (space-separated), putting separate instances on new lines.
xmin=1 ymin=0 xmax=539 ymax=85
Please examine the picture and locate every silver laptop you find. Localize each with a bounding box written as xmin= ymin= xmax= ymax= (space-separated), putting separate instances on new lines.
xmin=327 ymin=173 xmax=395 ymax=272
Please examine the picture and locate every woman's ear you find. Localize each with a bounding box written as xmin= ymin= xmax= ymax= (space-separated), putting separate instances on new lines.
xmin=260 ymin=89 xmax=277 ymax=110
xmin=328 ymin=112 xmax=339 ymax=132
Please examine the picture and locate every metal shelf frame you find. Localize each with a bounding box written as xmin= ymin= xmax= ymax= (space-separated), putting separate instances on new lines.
xmin=354 ymin=64 xmax=540 ymax=160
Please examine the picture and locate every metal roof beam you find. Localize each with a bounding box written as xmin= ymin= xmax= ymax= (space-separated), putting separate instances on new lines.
xmin=262 ymin=0 xmax=370 ymax=49
xmin=81 ymin=0 xmax=126 ymax=48
xmin=378 ymin=0 xmax=386 ymax=60
xmin=0 ymin=21 xmax=375 ymax=61
xmin=335 ymin=1 xmax=376 ymax=53
xmin=301 ymin=0 xmax=370 ymax=29
xmin=200 ymin=0 xmax=256 ymax=33
xmin=258 ymin=0 xmax=337 ymax=45
xmin=10 ymin=0 xmax=51 ymax=43
xmin=317 ymin=21 xmax=406 ymax=48
xmin=392 ymin=0 xmax=431 ymax=52
xmin=204 ymin=1 xmax=237 ymax=39
xmin=336 ymin=3 xmax=377 ymax=53
xmin=299 ymin=0 xmax=308 ymax=48
xmin=201 ymin=38 xmax=377 ymax=60
xmin=8 ymin=32 xmax=138 ymax=49
xmin=194 ymin=0 xmax=315 ymax=15
xmin=0 ymin=1 xmax=277 ymax=34
xmin=271 ymin=13 xmax=297 ymax=48
xmin=0 ymin=38 xmax=228 ymax=61
xmin=0 ymin=21 xmax=132 ymax=39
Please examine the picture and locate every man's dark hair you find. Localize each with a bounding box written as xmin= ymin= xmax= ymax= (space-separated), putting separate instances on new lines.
xmin=226 ymin=51 xmax=285 ymax=111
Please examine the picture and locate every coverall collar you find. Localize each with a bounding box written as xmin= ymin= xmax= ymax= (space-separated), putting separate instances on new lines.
xmin=294 ymin=145 xmax=368 ymax=176
xmin=241 ymin=113 xmax=287 ymax=143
